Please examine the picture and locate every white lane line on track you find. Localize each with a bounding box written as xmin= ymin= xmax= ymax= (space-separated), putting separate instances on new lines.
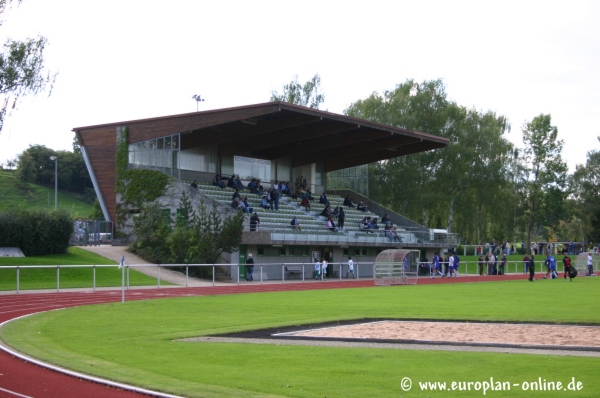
xmin=0 ymin=386 xmax=34 ymax=398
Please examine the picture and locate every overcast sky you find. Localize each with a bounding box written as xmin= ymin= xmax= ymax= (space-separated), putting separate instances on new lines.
xmin=1 ymin=0 xmax=598 ymax=172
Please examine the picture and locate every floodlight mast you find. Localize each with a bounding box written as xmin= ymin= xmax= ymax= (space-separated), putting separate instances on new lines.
xmin=192 ymin=94 xmax=205 ymax=112
xmin=49 ymin=156 xmax=58 ymax=209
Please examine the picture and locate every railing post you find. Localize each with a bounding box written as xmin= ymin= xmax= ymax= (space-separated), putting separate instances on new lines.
xmin=282 ymin=264 xmax=285 ymax=283
xmin=157 ymin=264 xmax=161 ymax=288
xmin=237 ymin=264 xmax=240 ymax=285
xmin=16 ymin=266 xmax=19 ymax=294
xmin=212 ymin=265 xmax=215 ymax=286
xmin=302 ymin=264 xmax=305 ymax=283
xmin=121 ymin=258 xmax=125 ymax=303
xmin=260 ymin=264 xmax=263 ymax=284
xmin=93 ymin=265 xmax=96 ymax=292
xmin=339 ymin=263 xmax=342 ymax=280
xmin=56 ymin=266 xmax=60 ymax=292
xmin=186 ymin=266 xmax=189 ymax=288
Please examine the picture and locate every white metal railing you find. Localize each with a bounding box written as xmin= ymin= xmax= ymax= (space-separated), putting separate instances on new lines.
xmin=418 ymin=260 xmax=599 ymax=277
xmin=1 ymin=262 xmax=376 ymax=295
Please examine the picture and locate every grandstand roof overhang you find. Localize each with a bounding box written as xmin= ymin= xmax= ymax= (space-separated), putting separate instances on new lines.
xmin=73 ymin=101 xmax=448 ymax=173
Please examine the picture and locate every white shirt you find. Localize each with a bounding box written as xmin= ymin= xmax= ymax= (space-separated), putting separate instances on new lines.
xmin=315 ymin=261 xmax=321 ymax=271
xmin=348 ymin=259 xmax=354 ymax=271
xmin=449 ymin=256 xmax=455 ymax=268
xmin=322 ymin=260 xmax=328 ymax=272
xmin=588 ymin=254 xmax=593 ymax=266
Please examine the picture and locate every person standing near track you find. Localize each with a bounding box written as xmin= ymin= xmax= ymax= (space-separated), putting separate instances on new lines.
xmin=587 ymin=252 xmax=594 ymax=276
xmin=563 ymin=251 xmax=574 ymax=281
xmin=544 ymin=253 xmax=557 ymax=279
xmin=321 ymin=258 xmax=328 ymax=280
xmin=314 ymin=258 xmax=322 ymax=280
xmin=478 ymin=253 xmax=485 ymax=276
xmin=245 ymin=253 xmax=254 ymax=282
xmin=346 ymin=256 xmax=355 ymax=279
xmin=448 ymin=253 xmax=455 ymax=277
xmin=529 ymin=255 xmax=536 ymax=281
xmin=453 ymin=252 xmax=460 ymax=277
xmin=499 ymin=254 xmax=507 ymax=275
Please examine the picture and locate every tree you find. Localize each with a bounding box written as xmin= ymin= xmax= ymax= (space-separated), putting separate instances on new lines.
xmin=270 ymin=74 xmax=324 ymax=109
xmin=344 ymin=79 xmax=513 ymax=243
xmin=131 ymin=193 xmax=245 ymax=279
xmin=571 ymin=136 xmax=600 ymax=242
xmin=520 ymin=114 xmax=568 ymax=254
xmin=0 ymin=0 xmax=56 ymax=132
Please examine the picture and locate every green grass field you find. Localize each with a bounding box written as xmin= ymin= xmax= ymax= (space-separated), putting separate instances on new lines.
xmin=2 ymin=278 xmax=599 ymax=397
xmin=0 ymin=247 xmax=165 ymax=290
xmin=0 ymin=170 xmax=93 ymax=218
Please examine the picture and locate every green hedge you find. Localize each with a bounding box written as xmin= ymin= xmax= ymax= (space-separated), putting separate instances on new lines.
xmin=0 ymin=209 xmax=73 ymax=256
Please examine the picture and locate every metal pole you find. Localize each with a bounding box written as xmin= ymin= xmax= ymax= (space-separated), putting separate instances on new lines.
xmin=16 ymin=266 xmax=19 ymax=294
xmin=54 ymin=158 xmax=57 ymax=209
xmin=237 ymin=264 xmax=240 ymax=285
xmin=212 ymin=265 xmax=215 ymax=286
xmin=121 ymin=257 xmax=125 ymax=303
xmin=93 ymin=265 xmax=96 ymax=291
xmin=158 ymin=265 xmax=161 ymax=288
xmin=186 ymin=266 xmax=188 ymax=287
xmin=282 ymin=264 xmax=285 ymax=283
xmin=56 ymin=266 xmax=59 ymax=292
xmin=302 ymin=264 xmax=305 ymax=283
xmin=260 ymin=264 xmax=263 ymax=284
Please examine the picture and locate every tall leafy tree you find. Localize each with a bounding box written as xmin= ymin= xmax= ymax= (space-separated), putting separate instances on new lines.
xmin=571 ymin=137 xmax=600 ymax=242
xmin=0 ymin=0 xmax=56 ymax=132
xmin=520 ymin=114 xmax=568 ymax=254
xmin=270 ymin=74 xmax=324 ymax=109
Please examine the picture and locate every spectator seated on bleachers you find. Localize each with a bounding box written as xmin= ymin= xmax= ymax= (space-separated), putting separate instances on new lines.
xmin=359 ymin=217 xmax=373 ymax=233
xmin=325 ymin=217 xmax=338 ymax=232
xmin=213 ymin=174 xmax=225 ymax=189
xmin=280 ymin=181 xmax=291 ymax=195
xmin=381 ymin=213 xmax=392 ymax=226
xmin=321 ymin=204 xmax=333 ymax=219
xmin=256 ymin=180 xmax=264 ymax=196
xmin=232 ymin=189 xmax=241 ymax=201
xmin=319 ymin=192 xmax=329 ymax=205
xmin=241 ymin=197 xmax=253 ymax=213
xmin=260 ymin=196 xmax=270 ymax=210
xmin=247 ymin=179 xmax=258 ymax=193
xmin=231 ymin=197 xmax=241 ymax=210
xmin=385 ymin=224 xmax=401 ymax=242
xmin=343 ymin=195 xmax=355 ymax=208
xmin=227 ymin=175 xmax=236 ymax=189
xmin=290 ymin=216 xmax=302 ymax=232
xmin=369 ymin=217 xmax=379 ymax=230
xmin=300 ymin=197 xmax=311 ymax=211
xmin=305 ymin=188 xmax=314 ymax=201
xmin=333 ymin=206 xmax=340 ymax=219
xmin=190 ymin=180 xmax=199 ymax=190
xmin=235 ymin=175 xmax=245 ymax=191
xmin=357 ymin=200 xmax=368 ymax=212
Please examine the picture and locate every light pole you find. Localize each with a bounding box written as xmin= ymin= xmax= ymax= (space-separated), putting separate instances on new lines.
xmin=192 ymin=94 xmax=204 ymax=112
xmin=49 ymin=156 xmax=57 ymax=209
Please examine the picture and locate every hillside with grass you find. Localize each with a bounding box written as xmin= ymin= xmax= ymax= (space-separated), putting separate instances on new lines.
xmin=0 ymin=170 xmax=94 ymax=219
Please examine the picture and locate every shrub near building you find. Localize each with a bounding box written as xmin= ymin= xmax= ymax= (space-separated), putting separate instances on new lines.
xmin=0 ymin=209 xmax=73 ymax=255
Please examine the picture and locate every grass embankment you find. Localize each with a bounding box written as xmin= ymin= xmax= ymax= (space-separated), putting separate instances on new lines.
xmin=0 ymin=170 xmax=93 ymax=218
xmin=2 ymin=279 xmax=599 ymax=397
xmin=0 ymin=247 xmax=165 ymax=290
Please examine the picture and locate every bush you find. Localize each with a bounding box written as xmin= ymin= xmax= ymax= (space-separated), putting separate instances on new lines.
xmin=0 ymin=208 xmax=72 ymax=255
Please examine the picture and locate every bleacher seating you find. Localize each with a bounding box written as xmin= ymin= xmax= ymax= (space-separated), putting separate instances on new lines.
xmin=183 ymin=181 xmax=418 ymax=243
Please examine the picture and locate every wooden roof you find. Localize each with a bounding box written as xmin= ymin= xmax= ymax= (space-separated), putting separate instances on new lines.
xmin=74 ymin=101 xmax=448 ymax=173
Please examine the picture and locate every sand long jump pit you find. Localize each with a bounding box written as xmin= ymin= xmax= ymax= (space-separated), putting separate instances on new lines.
xmin=182 ymin=319 xmax=600 ymax=357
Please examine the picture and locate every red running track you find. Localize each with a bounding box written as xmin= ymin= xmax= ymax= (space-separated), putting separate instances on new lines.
xmin=0 ymin=274 xmax=528 ymax=398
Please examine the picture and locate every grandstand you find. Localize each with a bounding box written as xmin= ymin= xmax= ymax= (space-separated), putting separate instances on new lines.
xmin=74 ymin=101 xmax=455 ymax=280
